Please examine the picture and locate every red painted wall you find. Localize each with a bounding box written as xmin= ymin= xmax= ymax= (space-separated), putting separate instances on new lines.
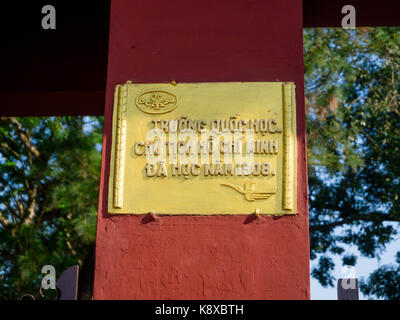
xmin=94 ymin=0 xmax=309 ymax=299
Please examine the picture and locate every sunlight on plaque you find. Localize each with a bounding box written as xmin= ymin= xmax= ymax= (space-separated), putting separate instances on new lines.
xmin=108 ymin=82 xmax=297 ymax=215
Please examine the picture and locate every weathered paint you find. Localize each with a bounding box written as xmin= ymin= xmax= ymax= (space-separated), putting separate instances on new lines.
xmin=94 ymin=0 xmax=309 ymax=299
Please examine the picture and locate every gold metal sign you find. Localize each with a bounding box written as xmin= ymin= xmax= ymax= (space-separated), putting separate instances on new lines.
xmin=108 ymin=82 xmax=297 ymax=215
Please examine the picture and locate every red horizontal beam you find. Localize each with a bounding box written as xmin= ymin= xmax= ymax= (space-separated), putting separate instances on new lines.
xmin=1 ymin=0 xmax=399 ymax=117
xmin=0 ymin=91 xmax=105 ymax=117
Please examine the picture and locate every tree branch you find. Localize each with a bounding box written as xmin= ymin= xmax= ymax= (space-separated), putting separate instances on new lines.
xmin=0 ymin=211 xmax=10 ymax=228
xmin=0 ymin=142 xmax=21 ymax=160
xmin=23 ymin=185 xmax=38 ymax=225
xmin=0 ymin=117 xmax=40 ymax=158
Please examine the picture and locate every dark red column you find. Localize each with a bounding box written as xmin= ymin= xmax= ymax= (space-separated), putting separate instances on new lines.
xmin=94 ymin=0 xmax=309 ymax=299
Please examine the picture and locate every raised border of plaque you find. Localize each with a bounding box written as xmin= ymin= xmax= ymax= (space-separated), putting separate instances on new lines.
xmin=108 ymin=82 xmax=297 ymax=215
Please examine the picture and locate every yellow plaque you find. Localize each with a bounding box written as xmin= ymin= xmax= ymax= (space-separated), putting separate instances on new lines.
xmin=108 ymin=82 xmax=297 ymax=215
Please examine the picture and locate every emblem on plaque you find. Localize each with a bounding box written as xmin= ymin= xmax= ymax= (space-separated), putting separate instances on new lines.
xmin=221 ymin=182 xmax=277 ymax=201
xmin=136 ymin=91 xmax=177 ymax=114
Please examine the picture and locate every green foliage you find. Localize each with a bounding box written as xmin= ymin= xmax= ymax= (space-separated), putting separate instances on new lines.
xmin=304 ymin=27 xmax=400 ymax=299
xmin=311 ymin=256 xmax=335 ymax=287
xmin=0 ymin=116 xmax=102 ymax=299
xmin=342 ymin=254 xmax=357 ymax=266
xmin=360 ymin=252 xmax=400 ymax=299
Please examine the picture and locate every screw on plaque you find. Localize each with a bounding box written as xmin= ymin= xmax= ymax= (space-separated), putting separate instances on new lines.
xmin=150 ymin=210 xmax=158 ymax=220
